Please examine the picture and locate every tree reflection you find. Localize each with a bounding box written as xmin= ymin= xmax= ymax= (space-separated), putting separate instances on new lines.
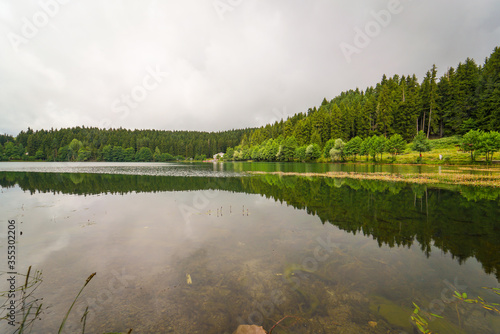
xmin=1 ymin=171 xmax=499 ymax=281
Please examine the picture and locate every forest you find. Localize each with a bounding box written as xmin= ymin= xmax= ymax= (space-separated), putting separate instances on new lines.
xmin=227 ymin=47 xmax=500 ymax=162
xmin=0 ymin=47 xmax=498 ymax=162
xmin=0 ymin=127 xmax=252 ymax=162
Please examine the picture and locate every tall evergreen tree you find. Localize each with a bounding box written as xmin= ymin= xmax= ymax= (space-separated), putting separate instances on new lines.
xmin=421 ymin=64 xmax=439 ymax=138
xmin=451 ymin=58 xmax=480 ymax=134
xmin=436 ymin=68 xmax=455 ymax=137
xmin=375 ymin=84 xmax=394 ymax=136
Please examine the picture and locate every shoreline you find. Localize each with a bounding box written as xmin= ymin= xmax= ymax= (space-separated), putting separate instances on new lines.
xmin=3 ymin=159 xmax=500 ymax=167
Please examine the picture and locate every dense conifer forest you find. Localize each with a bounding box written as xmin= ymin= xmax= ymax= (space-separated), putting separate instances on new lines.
xmin=0 ymin=127 xmax=253 ymax=162
xmin=1 ymin=47 xmax=498 ymax=162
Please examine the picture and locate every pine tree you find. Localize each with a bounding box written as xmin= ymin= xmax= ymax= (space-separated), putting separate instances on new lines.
xmin=375 ymin=84 xmax=394 ymax=136
xmin=421 ymin=65 xmax=439 ymax=138
xmin=436 ymin=68 xmax=455 ymax=137
xmin=451 ymin=58 xmax=480 ymax=134
xmin=330 ymin=104 xmax=344 ymax=140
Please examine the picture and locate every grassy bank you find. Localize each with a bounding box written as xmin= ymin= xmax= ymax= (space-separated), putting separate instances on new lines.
xmin=317 ymin=136 xmax=497 ymax=165
xmin=343 ymin=148 xmax=482 ymax=165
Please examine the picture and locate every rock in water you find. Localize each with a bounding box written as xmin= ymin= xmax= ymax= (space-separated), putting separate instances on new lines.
xmin=232 ymin=325 xmax=267 ymax=334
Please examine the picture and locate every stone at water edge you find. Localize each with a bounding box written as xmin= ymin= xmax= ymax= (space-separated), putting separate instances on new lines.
xmin=232 ymin=324 xmax=267 ymax=334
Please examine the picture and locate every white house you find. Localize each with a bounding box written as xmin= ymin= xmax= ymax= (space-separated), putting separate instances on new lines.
xmin=213 ymin=152 xmax=225 ymax=160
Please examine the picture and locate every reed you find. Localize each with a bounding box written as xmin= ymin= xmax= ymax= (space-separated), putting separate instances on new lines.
xmin=0 ymin=266 xmax=43 ymax=333
xmin=58 ymin=272 xmax=95 ymax=334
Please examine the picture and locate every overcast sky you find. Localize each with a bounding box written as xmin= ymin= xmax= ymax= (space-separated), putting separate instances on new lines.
xmin=0 ymin=0 xmax=499 ymax=136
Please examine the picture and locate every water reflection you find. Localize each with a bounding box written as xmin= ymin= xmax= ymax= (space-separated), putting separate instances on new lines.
xmin=1 ymin=171 xmax=499 ymax=283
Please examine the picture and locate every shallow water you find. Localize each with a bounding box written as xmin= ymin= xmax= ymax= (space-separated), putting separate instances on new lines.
xmin=0 ymin=161 xmax=238 ymax=177
xmin=0 ymin=163 xmax=499 ymax=333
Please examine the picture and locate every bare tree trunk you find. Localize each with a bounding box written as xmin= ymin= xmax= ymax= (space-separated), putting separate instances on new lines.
xmin=427 ymin=107 xmax=432 ymax=138
xmin=422 ymin=111 xmax=426 ymax=135
xmin=416 ymin=117 xmax=419 ymax=135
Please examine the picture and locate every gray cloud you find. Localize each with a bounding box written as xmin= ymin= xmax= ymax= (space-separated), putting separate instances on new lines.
xmin=1 ymin=0 xmax=499 ymax=135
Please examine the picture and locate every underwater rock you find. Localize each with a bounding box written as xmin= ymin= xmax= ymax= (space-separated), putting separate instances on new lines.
xmin=232 ymin=324 xmax=267 ymax=334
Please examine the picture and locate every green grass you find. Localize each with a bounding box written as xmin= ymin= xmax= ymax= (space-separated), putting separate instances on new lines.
xmin=388 ymin=146 xmax=498 ymax=165
xmin=316 ymin=136 xmax=498 ymax=165
xmin=330 ymin=149 xmax=493 ymax=166
xmin=428 ymin=135 xmax=462 ymax=149
xmin=330 ymin=136 xmax=497 ymax=165
xmin=391 ymin=148 xmax=472 ymax=165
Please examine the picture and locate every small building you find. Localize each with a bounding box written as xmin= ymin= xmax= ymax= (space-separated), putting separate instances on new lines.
xmin=213 ymin=152 xmax=225 ymax=160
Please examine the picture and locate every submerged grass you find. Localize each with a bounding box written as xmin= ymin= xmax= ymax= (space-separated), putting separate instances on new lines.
xmin=410 ymin=288 xmax=500 ymax=334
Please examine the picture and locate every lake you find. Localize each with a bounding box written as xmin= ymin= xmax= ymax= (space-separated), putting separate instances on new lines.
xmin=1 ymin=162 xmax=499 ymax=333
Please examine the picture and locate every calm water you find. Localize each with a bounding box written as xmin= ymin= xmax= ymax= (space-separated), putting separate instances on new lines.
xmin=0 ymin=162 xmax=499 ymax=333
xmin=1 ymin=161 xmax=500 ymax=175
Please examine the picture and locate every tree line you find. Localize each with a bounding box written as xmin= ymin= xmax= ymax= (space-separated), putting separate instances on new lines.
xmin=0 ymin=127 xmax=253 ymax=162
xmin=225 ymin=129 xmax=500 ymax=163
xmin=226 ymin=47 xmax=500 ymax=160
xmin=225 ymin=133 xmax=411 ymax=162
